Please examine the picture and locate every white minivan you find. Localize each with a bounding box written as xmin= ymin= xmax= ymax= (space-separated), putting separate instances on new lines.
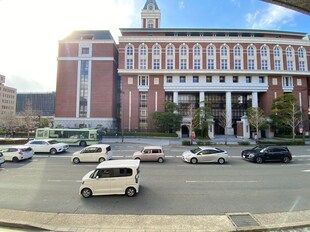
xmin=79 ymin=160 xmax=140 ymax=198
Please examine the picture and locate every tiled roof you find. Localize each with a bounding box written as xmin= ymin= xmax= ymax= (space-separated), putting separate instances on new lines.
xmin=62 ymin=30 xmax=114 ymax=41
xmin=143 ymin=0 xmax=159 ymax=10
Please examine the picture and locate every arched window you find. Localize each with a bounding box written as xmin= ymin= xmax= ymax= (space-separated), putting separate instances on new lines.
xmin=166 ymin=44 xmax=175 ymax=70
xmin=260 ymin=45 xmax=270 ymax=70
xmin=139 ymin=44 xmax=148 ymax=69
xmin=286 ymin=46 xmax=295 ymax=71
xmin=179 ymin=44 xmax=188 ymax=69
xmin=193 ymin=44 xmax=202 ymax=69
xmin=220 ymin=44 xmax=229 ymax=70
xmin=297 ymin=47 xmax=307 ymax=71
xmin=125 ymin=44 xmax=134 ymax=69
xmin=247 ymin=45 xmax=256 ymax=70
xmin=234 ymin=45 xmax=243 ymax=70
xmin=273 ymin=46 xmax=282 ymax=71
xmin=152 ymin=44 xmax=161 ymax=70
xmin=207 ymin=44 xmax=216 ymax=70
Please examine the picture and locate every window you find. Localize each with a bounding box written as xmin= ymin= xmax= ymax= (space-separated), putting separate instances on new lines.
xmin=286 ymin=47 xmax=293 ymax=57
xmin=221 ymin=59 xmax=228 ymax=70
xmin=166 ymin=76 xmax=172 ymax=83
xmin=259 ymin=76 xmax=265 ymax=83
xmin=167 ymin=59 xmax=173 ymax=69
xmin=139 ymin=75 xmax=149 ymax=86
xmin=274 ymin=47 xmax=280 ymax=57
xmin=126 ymin=59 xmax=133 ymax=69
xmin=206 ymin=76 xmax=212 ymax=83
xmin=194 ymin=59 xmax=200 ymax=69
xmin=140 ymin=45 xmax=147 ymax=56
xmin=180 ymin=76 xmax=186 ymax=83
xmin=287 ymin=61 xmax=294 ymax=71
xmin=127 ymin=45 xmax=133 ymax=56
xmin=193 ymin=76 xmax=199 ymax=83
xmin=299 ymin=61 xmax=305 ymax=71
xmin=261 ymin=46 xmax=268 ymax=57
xmin=219 ymin=76 xmax=225 ymax=83
xmin=207 ymin=59 xmax=214 ymax=69
xmin=147 ymin=20 xmax=154 ymax=28
xmin=167 ymin=46 xmax=174 ymax=56
xmin=275 ymin=60 xmax=281 ymax=71
xmin=193 ymin=46 xmax=201 ymax=56
xmin=282 ymin=76 xmax=293 ymax=87
xmin=233 ymin=76 xmax=238 ymax=83
xmin=139 ymin=59 xmax=146 ymax=69
xmin=180 ymin=46 xmax=187 ymax=56
xmin=207 ymin=46 xmax=214 ymax=56
xmin=248 ymin=46 xmax=254 ymax=56
xmin=153 ymin=45 xmax=160 ymax=56
xmin=248 ymin=59 xmax=255 ymax=70
xmin=261 ymin=60 xmax=268 ymax=70
xmin=234 ymin=59 xmax=241 ymax=70
xmin=81 ymin=47 xmax=89 ymax=55
xmin=298 ymin=47 xmax=305 ymax=58
xmin=234 ymin=46 xmax=241 ymax=56
xmin=180 ymin=59 xmax=187 ymax=69
xmin=221 ymin=46 xmax=227 ymax=56
xmin=246 ymin=76 xmax=251 ymax=83
xmin=153 ymin=59 xmax=160 ymax=69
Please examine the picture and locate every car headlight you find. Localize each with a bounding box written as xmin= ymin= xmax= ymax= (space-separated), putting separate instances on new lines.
xmin=249 ymin=153 xmax=255 ymax=158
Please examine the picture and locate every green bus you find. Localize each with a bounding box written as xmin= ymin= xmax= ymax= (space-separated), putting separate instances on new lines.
xmin=35 ymin=128 xmax=99 ymax=146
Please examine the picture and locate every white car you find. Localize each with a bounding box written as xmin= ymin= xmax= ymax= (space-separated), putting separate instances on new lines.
xmin=0 ymin=145 xmax=34 ymax=162
xmin=25 ymin=139 xmax=69 ymax=155
xmin=182 ymin=146 xmax=228 ymax=164
xmin=71 ymin=144 xmax=112 ymax=164
xmin=0 ymin=152 xmax=5 ymax=167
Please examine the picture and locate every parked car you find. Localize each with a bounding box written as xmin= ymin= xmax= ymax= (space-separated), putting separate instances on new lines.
xmin=182 ymin=146 xmax=228 ymax=164
xmin=241 ymin=145 xmax=292 ymax=163
xmin=0 ymin=145 xmax=34 ymax=162
xmin=25 ymin=139 xmax=69 ymax=155
xmin=0 ymin=152 xmax=5 ymax=167
xmin=71 ymin=144 xmax=112 ymax=164
xmin=133 ymin=146 xmax=165 ymax=163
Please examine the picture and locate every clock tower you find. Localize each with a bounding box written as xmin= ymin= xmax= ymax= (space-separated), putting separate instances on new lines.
xmin=141 ymin=0 xmax=161 ymax=28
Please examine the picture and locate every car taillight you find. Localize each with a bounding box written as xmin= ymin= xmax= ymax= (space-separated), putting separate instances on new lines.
xmin=19 ymin=150 xmax=23 ymax=155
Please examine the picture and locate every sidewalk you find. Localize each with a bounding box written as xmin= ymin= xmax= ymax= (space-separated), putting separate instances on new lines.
xmin=1 ymin=209 xmax=310 ymax=231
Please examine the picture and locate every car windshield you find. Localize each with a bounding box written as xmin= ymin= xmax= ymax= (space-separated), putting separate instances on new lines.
xmin=48 ymin=140 xmax=59 ymax=144
xmin=190 ymin=148 xmax=202 ymax=154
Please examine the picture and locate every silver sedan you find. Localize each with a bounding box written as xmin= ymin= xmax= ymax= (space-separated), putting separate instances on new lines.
xmin=182 ymin=146 xmax=228 ymax=164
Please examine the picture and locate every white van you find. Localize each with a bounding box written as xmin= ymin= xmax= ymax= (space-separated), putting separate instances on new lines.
xmin=79 ymin=160 xmax=140 ymax=198
xmin=71 ymin=144 xmax=112 ymax=164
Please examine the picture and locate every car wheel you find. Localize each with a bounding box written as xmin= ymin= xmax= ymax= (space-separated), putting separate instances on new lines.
xmin=255 ymin=157 xmax=263 ymax=164
xmin=98 ymin=157 xmax=105 ymax=163
xmin=190 ymin=158 xmax=198 ymax=164
xmin=50 ymin=148 xmax=57 ymax=155
xmin=218 ymin=158 xmax=225 ymax=164
xmin=81 ymin=188 xmax=92 ymax=198
xmin=283 ymin=156 xmax=291 ymax=163
xmin=125 ymin=187 xmax=136 ymax=197
xmin=73 ymin=157 xmax=80 ymax=164
xmin=12 ymin=157 xmax=19 ymax=163
xmin=80 ymin=141 xmax=87 ymax=147
xmin=158 ymin=157 xmax=164 ymax=163
xmin=134 ymin=157 xmax=141 ymax=160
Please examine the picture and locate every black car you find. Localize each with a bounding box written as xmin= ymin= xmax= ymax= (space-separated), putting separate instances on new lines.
xmin=241 ymin=145 xmax=292 ymax=164
xmin=240 ymin=144 xmax=271 ymax=157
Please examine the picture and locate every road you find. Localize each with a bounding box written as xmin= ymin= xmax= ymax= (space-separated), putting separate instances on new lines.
xmin=0 ymin=144 xmax=309 ymax=216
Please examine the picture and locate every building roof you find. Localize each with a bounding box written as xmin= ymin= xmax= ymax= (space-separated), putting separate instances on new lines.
xmin=120 ymin=28 xmax=308 ymax=37
xmin=262 ymin=0 xmax=310 ymax=15
xmin=143 ymin=0 xmax=159 ymax=10
xmin=62 ymin=30 xmax=114 ymax=41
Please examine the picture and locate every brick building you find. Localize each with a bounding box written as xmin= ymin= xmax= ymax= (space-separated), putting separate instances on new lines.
xmin=55 ymin=0 xmax=310 ymax=138
xmin=118 ymin=0 xmax=310 ymax=137
xmin=54 ymin=31 xmax=119 ymax=129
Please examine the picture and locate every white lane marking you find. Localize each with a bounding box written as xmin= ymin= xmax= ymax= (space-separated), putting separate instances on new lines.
xmin=186 ymin=180 xmax=258 ymax=183
xmin=48 ymin=180 xmax=81 ymax=183
xmin=301 ymin=170 xmax=310 ymax=172
xmin=34 ymin=155 xmax=72 ymax=158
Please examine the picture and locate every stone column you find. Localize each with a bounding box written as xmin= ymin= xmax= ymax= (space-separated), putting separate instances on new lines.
xmin=252 ymin=92 xmax=258 ymax=108
xmin=226 ymin=92 xmax=234 ymax=135
xmin=241 ymin=114 xmax=250 ymax=139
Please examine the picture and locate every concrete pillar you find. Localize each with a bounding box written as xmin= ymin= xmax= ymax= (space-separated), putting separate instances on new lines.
xmin=207 ymin=116 xmax=214 ymax=139
xmin=226 ymin=92 xmax=234 ymax=135
xmin=252 ymin=92 xmax=258 ymax=108
xmin=241 ymin=114 xmax=250 ymax=139
xmin=173 ymin=91 xmax=178 ymax=105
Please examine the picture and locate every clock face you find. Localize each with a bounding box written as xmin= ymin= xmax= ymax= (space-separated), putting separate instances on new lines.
xmin=148 ymin=4 xmax=153 ymax=10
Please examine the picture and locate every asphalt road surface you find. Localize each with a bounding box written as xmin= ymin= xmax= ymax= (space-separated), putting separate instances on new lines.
xmin=0 ymin=144 xmax=309 ymax=216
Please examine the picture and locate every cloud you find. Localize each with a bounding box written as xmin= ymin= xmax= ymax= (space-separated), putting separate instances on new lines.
xmin=246 ymin=4 xmax=296 ymax=30
xmin=179 ymin=0 xmax=185 ymax=9
xmin=0 ymin=0 xmax=143 ymax=92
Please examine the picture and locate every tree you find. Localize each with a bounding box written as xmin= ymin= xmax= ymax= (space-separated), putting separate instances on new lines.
xmin=152 ymin=101 xmax=182 ymax=133
xmin=192 ymin=100 xmax=212 ymax=138
xmin=218 ymin=110 xmax=229 ymax=145
xmin=246 ymin=107 xmax=267 ymax=143
xmin=18 ymin=101 xmax=38 ymax=140
xmin=0 ymin=112 xmax=18 ymax=136
xmin=271 ymin=93 xmax=301 ymax=141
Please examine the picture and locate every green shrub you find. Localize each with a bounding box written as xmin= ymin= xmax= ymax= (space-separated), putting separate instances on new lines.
xmin=238 ymin=141 xmax=250 ymax=146
xmin=258 ymin=140 xmax=305 ymax=146
xmin=182 ymin=140 xmax=192 ymax=146
xmin=0 ymin=139 xmax=29 ymax=145
xmin=196 ymin=141 xmax=213 ymax=146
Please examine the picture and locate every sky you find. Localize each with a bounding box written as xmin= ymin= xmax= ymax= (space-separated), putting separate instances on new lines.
xmin=0 ymin=0 xmax=309 ymax=93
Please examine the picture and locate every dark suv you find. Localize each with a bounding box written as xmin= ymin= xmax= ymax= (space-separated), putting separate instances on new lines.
xmin=241 ymin=145 xmax=292 ymax=164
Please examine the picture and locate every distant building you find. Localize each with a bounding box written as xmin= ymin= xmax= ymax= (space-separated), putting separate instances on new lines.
xmin=0 ymin=74 xmax=17 ymax=116
xmin=16 ymin=92 xmax=55 ymax=116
